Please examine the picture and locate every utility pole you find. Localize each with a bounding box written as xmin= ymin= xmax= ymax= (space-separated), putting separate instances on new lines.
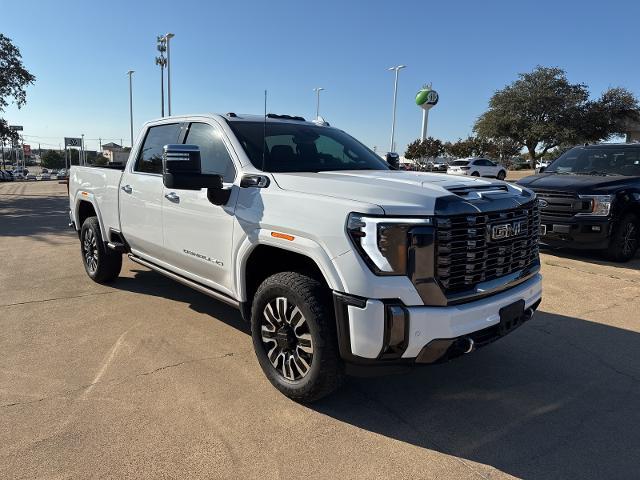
xmin=155 ymin=36 xmax=167 ymax=117
xmin=127 ymin=70 xmax=135 ymax=147
xmin=388 ymin=65 xmax=406 ymax=153
xmin=99 ymin=138 xmax=102 ymax=151
xmin=164 ymin=34 xmax=175 ymax=116
xmin=312 ymin=87 xmax=324 ymax=120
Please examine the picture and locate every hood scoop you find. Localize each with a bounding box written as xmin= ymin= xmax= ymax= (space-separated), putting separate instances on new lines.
xmin=446 ymin=183 xmax=510 ymax=199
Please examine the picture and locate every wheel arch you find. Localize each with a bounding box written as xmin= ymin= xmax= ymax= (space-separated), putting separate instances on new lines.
xmin=74 ymin=195 xmax=108 ymax=240
xmin=237 ymin=240 xmax=344 ymax=320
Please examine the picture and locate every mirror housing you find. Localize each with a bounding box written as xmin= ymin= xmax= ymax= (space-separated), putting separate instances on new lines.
xmin=162 ymin=144 xmax=223 ymax=190
xmin=385 ymin=152 xmax=400 ymax=170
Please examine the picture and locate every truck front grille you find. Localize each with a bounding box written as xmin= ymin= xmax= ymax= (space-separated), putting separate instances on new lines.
xmin=534 ymin=189 xmax=589 ymax=218
xmin=435 ymin=201 xmax=540 ymax=293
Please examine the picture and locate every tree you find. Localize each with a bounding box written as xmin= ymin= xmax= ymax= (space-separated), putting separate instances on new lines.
xmin=444 ymin=137 xmax=474 ymax=158
xmin=474 ymin=66 xmax=640 ymax=168
xmin=0 ymin=34 xmax=35 ymax=142
xmin=41 ymin=150 xmax=65 ymax=169
xmin=404 ymin=137 xmax=444 ymax=169
xmin=94 ymin=154 xmax=108 ymax=166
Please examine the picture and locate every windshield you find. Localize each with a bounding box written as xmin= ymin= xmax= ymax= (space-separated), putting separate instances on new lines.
xmin=228 ymin=121 xmax=389 ymax=173
xmin=451 ymin=160 xmax=469 ymax=166
xmin=547 ymin=146 xmax=640 ymax=176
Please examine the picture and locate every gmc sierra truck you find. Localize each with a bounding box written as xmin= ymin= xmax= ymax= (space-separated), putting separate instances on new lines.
xmin=69 ymin=113 xmax=542 ymax=402
xmin=518 ymin=143 xmax=640 ymax=262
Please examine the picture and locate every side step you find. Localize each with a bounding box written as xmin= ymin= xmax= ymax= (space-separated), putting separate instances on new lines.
xmin=127 ymin=254 xmax=240 ymax=310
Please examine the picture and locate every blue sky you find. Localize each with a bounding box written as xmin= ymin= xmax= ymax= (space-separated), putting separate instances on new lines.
xmin=2 ymin=0 xmax=639 ymax=153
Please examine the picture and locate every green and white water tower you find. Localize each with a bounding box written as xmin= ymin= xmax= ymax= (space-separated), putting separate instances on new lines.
xmin=415 ymin=84 xmax=438 ymax=140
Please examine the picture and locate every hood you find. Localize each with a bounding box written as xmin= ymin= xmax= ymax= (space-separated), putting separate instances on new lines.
xmin=272 ymin=170 xmax=528 ymax=215
xmin=517 ymin=173 xmax=638 ymax=194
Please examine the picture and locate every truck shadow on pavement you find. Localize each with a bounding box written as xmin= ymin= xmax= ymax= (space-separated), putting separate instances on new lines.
xmin=314 ymin=311 xmax=640 ymax=479
xmin=0 ymin=194 xmax=73 ymax=242
xmin=540 ymin=245 xmax=640 ymax=271
xmin=111 ymin=268 xmax=640 ymax=479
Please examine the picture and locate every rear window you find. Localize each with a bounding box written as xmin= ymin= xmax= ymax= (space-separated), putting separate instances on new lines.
xmin=452 ymin=160 xmax=469 ymax=166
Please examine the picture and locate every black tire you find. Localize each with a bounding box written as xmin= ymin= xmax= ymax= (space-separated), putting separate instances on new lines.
xmin=497 ymin=170 xmax=506 ymax=180
xmin=251 ymin=271 xmax=343 ymax=402
xmin=606 ymin=213 xmax=639 ymax=262
xmin=80 ymin=216 xmax=122 ymax=283
xmin=471 ymin=171 xmax=480 ymax=177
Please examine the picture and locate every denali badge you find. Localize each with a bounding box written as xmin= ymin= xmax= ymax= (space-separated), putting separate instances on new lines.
xmin=490 ymin=221 xmax=524 ymax=240
xmin=538 ymin=199 xmax=549 ymax=208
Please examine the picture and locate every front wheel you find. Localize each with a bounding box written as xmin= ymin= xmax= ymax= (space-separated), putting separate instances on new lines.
xmin=80 ymin=217 xmax=122 ymax=283
xmin=471 ymin=171 xmax=480 ymax=177
xmin=606 ymin=213 xmax=639 ymax=262
xmin=251 ymin=271 xmax=343 ymax=402
xmin=497 ymin=170 xmax=506 ymax=180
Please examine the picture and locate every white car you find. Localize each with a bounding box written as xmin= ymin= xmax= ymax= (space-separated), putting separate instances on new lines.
xmin=37 ymin=172 xmax=51 ymax=180
xmin=69 ymin=113 xmax=542 ymax=402
xmin=447 ymin=157 xmax=507 ymax=180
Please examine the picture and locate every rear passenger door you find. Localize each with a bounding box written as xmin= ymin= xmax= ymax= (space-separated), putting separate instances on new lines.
xmin=161 ymin=121 xmax=239 ymax=295
xmin=119 ymin=122 xmax=181 ymax=260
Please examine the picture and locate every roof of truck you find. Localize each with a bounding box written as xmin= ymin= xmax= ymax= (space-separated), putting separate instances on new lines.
xmin=145 ymin=113 xmax=329 ymax=127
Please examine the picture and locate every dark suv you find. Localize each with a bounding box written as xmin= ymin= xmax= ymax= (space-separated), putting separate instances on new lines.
xmin=517 ymin=144 xmax=640 ymax=262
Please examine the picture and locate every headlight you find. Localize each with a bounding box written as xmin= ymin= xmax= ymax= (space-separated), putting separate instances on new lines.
xmin=347 ymin=214 xmax=432 ymax=275
xmin=578 ymin=194 xmax=613 ymax=216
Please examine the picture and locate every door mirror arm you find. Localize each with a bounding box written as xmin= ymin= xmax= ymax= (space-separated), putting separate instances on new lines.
xmin=207 ymin=185 xmax=232 ymax=206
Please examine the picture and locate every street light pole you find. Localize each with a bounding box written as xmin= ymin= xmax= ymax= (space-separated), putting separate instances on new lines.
xmin=127 ymin=70 xmax=134 ymax=147
xmin=312 ymin=87 xmax=324 ymax=120
xmin=155 ymin=36 xmax=167 ymax=117
xmin=388 ymin=65 xmax=406 ymax=153
xmin=164 ymin=33 xmax=175 ymax=116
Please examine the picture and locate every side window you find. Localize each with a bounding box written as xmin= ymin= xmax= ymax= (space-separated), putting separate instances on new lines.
xmin=184 ymin=122 xmax=236 ymax=182
xmin=135 ymin=123 xmax=181 ymax=174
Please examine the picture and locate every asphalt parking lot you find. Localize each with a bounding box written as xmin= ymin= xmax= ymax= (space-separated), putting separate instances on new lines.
xmin=1 ymin=181 xmax=639 ymax=479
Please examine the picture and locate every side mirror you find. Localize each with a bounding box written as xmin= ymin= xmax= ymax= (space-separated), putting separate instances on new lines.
xmin=162 ymin=144 xmax=222 ymax=190
xmin=385 ymin=152 xmax=400 ymax=170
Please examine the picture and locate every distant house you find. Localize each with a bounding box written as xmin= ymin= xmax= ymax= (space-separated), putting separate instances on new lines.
xmin=102 ymin=142 xmax=130 ymax=163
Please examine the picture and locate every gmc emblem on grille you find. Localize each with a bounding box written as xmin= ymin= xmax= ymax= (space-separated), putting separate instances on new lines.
xmin=490 ymin=221 xmax=524 ymax=240
xmin=538 ymin=199 xmax=549 ymax=208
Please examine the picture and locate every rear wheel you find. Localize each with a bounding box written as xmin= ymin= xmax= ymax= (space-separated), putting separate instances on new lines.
xmin=80 ymin=217 xmax=122 ymax=283
xmin=606 ymin=213 xmax=639 ymax=262
xmin=251 ymin=271 xmax=343 ymax=402
xmin=497 ymin=170 xmax=506 ymax=180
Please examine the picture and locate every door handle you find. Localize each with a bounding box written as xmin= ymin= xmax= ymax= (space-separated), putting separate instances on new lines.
xmin=164 ymin=192 xmax=180 ymax=202
xmin=121 ymin=184 xmax=132 ymax=194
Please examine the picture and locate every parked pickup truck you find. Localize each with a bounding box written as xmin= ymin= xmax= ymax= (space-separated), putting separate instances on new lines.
xmin=518 ymin=143 xmax=640 ymax=262
xmin=69 ymin=113 xmax=542 ymax=402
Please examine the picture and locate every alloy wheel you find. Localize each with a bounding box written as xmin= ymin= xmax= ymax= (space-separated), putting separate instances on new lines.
xmin=260 ymin=297 xmax=314 ymax=381
xmin=622 ymin=222 xmax=638 ymax=257
xmin=83 ymin=228 xmax=98 ymax=273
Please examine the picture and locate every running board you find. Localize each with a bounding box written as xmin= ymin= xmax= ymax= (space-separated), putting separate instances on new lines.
xmin=127 ymin=254 xmax=240 ymax=310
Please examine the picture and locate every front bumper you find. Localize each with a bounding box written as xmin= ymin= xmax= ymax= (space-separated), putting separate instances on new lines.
xmin=540 ymin=214 xmax=613 ymax=249
xmin=334 ymin=273 xmax=542 ymax=369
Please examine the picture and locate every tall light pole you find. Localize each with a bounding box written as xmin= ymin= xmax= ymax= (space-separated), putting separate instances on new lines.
xmin=388 ymin=65 xmax=406 ymax=153
xmin=155 ymin=36 xmax=167 ymax=117
xmin=164 ymin=33 xmax=175 ymax=116
xmin=312 ymin=87 xmax=324 ymax=120
xmin=127 ymin=70 xmax=134 ymax=147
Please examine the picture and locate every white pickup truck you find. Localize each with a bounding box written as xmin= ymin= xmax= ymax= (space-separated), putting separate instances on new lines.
xmin=69 ymin=113 xmax=542 ymax=402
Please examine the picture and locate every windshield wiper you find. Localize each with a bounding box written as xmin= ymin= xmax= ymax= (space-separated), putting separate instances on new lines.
xmin=582 ymin=170 xmax=617 ymax=176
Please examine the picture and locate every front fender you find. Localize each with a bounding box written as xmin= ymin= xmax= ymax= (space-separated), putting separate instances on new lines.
xmin=234 ymin=229 xmax=346 ymax=302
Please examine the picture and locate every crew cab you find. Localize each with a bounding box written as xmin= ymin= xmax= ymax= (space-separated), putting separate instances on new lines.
xmin=69 ymin=113 xmax=542 ymax=402
xmin=518 ymin=143 xmax=640 ymax=262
